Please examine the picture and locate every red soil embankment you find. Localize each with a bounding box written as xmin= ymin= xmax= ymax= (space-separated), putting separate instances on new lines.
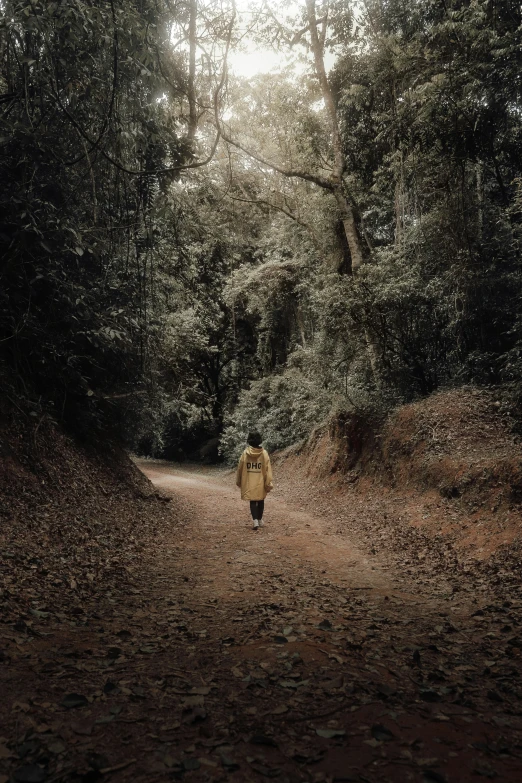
xmin=275 ymin=388 xmax=522 ymax=559
xmin=0 ymin=401 xmax=171 ymax=625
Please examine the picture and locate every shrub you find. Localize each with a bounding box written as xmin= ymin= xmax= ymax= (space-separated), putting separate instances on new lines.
xmin=220 ymin=365 xmax=332 ymax=463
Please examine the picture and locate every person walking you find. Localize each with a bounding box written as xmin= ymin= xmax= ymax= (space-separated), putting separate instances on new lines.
xmin=236 ymin=431 xmax=273 ymax=530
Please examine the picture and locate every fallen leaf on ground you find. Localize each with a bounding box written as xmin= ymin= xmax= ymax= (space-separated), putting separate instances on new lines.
xmin=316 ymin=729 xmax=346 ymax=739
xmin=60 ymin=693 xmax=88 ymax=709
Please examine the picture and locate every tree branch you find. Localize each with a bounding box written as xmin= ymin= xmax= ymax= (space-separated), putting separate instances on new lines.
xmin=219 ymin=126 xmax=334 ymax=190
xmin=229 ymin=193 xmax=307 ymax=226
xmin=228 ymin=194 xmax=323 ymax=255
xmin=260 ymin=0 xmax=325 ymax=47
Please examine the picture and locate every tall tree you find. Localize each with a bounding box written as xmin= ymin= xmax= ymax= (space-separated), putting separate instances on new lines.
xmin=0 ymin=0 xmax=191 ymax=429
xmin=219 ymin=0 xmax=369 ymax=273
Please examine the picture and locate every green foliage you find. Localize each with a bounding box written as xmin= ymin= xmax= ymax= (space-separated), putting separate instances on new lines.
xmin=317 ymin=260 xmax=452 ymax=397
xmin=331 ymin=0 xmax=522 ymax=389
xmin=219 ymin=0 xmax=522 ymax=459
xmin=220 ymin=363 xmax=332 ymax=464
xmin=123 ymin=175 xmax=264 ymax=457
xmin=0 ymin=0 xmax=189 ymax=434
xmin=2 ymin=0 xmax=521 ymax=463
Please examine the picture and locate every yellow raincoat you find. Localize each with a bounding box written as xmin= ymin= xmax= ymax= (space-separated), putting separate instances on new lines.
xmin=236 ymin=446 xmax=273 ymax=501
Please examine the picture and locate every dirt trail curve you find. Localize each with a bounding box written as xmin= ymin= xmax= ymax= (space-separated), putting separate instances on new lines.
xmin=136 ymin=462 xmax=522 ymax=783
xmin=2 ymin=460 xmax=522 ymax=783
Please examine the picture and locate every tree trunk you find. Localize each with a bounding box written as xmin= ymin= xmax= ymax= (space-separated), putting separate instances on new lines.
xmin=394 ymin=151 xmax=406 ymax=248
xmin=304 ymin=0 xmax=368 ymax=274
xmin=187 ymin=0 xmax=198 ymax=142
xmin=304 ymin=0 xmax=378 ymax=383
xmin=295 ymin=306 xmax=307 ymax=348
xmin=476 ymin=158 xmax=484 ymax=241
xmin=333 ymin=188 xmax=365 ymax=272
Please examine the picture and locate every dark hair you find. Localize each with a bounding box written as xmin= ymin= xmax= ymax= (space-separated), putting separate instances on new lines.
xmin=247 ymin=431 xmax=262 ymax=447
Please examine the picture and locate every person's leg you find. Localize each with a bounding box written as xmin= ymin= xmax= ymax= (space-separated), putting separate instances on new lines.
xmin=258 ymin=499 xmax=265 ymax=526
xmin=250 ymin=500 xmax=260 ymax=528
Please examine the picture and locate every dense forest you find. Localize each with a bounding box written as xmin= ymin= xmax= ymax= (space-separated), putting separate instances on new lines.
xmin=1 ymin=0 xmax=521 ymax=462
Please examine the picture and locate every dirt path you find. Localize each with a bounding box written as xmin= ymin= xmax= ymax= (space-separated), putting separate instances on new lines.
xmin=137 ymin=462 xmax=522 ymax=783
xmin=2 ymin=461 xmax=522 ymax=783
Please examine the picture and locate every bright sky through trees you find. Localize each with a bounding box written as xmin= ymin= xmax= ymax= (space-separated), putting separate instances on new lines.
xmin=228 ymin=0 xmax=297 ymax=76
xmin=227 ymin=0 xmax=336 ymax=77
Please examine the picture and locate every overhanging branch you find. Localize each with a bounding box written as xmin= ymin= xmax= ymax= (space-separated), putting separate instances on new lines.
xmin=228 ymin=194 xmax=323 ymax=254
xmin=218 ymin=126 xmax=334 ymax=191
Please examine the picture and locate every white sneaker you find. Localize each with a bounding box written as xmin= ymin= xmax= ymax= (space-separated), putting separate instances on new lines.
xmin=253 ymin=520 xmax=259 ymax=530
xmin=258 ymin=520 xmax=264 ymax=528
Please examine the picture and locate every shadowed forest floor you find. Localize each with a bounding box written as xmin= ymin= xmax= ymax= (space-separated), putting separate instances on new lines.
xmin=2 ymin=460 xmax=522 ymax=783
